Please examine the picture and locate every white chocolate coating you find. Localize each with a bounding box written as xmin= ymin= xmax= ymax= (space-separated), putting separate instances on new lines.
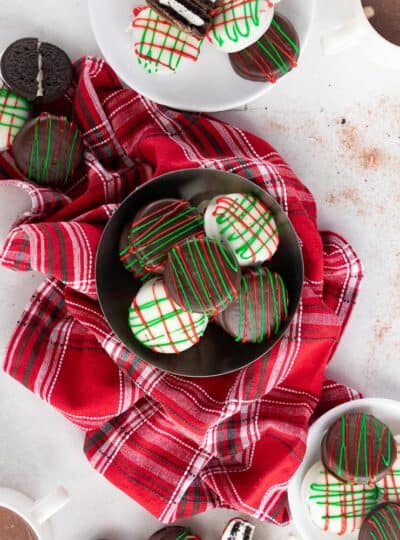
xmin=0 ymin=88 xmax=30 ymax=151
xmin=204 ymin=193 xmax=279 ymax=266
xmin=208 ymin=0 xmax=274 ymax=53
xmin=303 ymin=461 xmax=379 ymax=535
xmin=129 ymin=277 xmax=208 ymax=353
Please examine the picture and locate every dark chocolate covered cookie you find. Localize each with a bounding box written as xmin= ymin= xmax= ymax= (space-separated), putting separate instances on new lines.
xmin=359 ymin=502 xmax=400 ymax=540
xmin=321 ymin=412 xmax=397 ymax=484
xmin=164 ymin=236 xmax=241 ymax=316
xmin=12 ymin=113 xmax=83 ymax=187
xmin=229 ymin=14 xmax=300 ymax=83
xmin=216 ymin=266 xmax=288 ymax=343
xmin=119 ymin=199 xmax=203 ymax=278
xmin=148 ymin=526 xmax=200 ymax=539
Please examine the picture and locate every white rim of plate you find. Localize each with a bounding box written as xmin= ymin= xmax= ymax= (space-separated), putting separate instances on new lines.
xmin=88 ymin=0 xmax=317 ymax=112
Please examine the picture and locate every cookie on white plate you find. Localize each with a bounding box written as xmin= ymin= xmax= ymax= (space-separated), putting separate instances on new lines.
xmin=208 ymin=0 xmax=274 ymax=53
xmin=303 ymin=461 xmax=379 ymax=535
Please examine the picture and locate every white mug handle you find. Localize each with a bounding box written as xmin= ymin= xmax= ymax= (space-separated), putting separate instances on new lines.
xmin=321 ymin=16 xmax=368 ymax=55
xmin=30 ymin=487 xmax=70 ymax=525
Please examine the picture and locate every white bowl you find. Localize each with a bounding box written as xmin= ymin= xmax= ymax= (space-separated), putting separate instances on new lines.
xmin=288 ymin=398 xmax=400 ymax=540
xmin=88 ymin=0 xmax=316 ymax=112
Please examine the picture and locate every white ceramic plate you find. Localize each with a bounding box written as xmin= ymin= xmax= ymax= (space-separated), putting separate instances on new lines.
xmin=288 ymin=398 xmax=400 ymax=540
xmin=88 ymin=0 xmax=316 ymax=112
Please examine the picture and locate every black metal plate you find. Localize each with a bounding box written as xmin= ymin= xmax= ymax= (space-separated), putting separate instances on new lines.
xmin=96 ymin=169 xmax=304 ymax=377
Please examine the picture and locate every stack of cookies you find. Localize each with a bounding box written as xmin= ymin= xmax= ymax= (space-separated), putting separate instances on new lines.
xmin=120 ymin=193 xmax=289 ymax=355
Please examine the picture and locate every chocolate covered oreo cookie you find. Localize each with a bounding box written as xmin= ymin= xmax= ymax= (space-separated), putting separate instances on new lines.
xmin=119 ymin=199 xmax=203 ymax=278
xmin=1 ymin=38 xmax=73 ymax=103
xmin=216 ymin=267 xmax=288 ymax=343
xmin=359 ymin=502 xmax=400 ymax=540
xmin=164 ymin=236 xmax=241 ymax=316
xmin=321 ymin=412 xmax=397 ymax=484
xmin=148 ymin=526 xmax=200 ymax=540
xmin=229 ymin=15 xmax=300 ymax=82
xmin=12 ymin=113 xmax=83 ymax=187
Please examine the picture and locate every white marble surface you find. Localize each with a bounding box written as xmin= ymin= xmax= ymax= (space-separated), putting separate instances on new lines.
xmin=0 ymin=1 xmax=399 ymax=539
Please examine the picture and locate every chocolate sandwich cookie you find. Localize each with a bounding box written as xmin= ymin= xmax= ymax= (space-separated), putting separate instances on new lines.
xmin=220 ymin=518 xmax=255 ymax=540
xmin=321 ymin=412 xmax=397 ymax=485
xmin=148 ymin=526 xmax=200 ymax=539
xmin=12 ymin=113 xmax=84 ymax=187
xmin=0 ymin=87 xmax=31 ymax=151
xmin=359 ymin=503 xmax=400 ymax=540
xmin=216 ymin=267 xmax=288 ymax=343
xmin=1 ymin=38 xmax=73 ymax=103
xmin=119 ymin=199 xmax=203 ymax=278
xmin=229 ymin=15 xmax=300 ymax=82
xmin=146 ymin=0 xmax=217 ymax=39
xmin=164 ymin=236 xmax=241 ymax=317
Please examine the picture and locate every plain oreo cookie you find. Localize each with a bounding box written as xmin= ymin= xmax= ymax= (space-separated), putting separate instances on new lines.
xmin=12 ymin=113 xmax=84 ymax=187
xmin=1 ymin=37 xmax=73 ymax=103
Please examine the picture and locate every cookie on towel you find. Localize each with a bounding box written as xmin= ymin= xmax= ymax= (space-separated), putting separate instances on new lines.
xmin=1 ymin=38 xmax=73 ymax=103
xmin=208 ymin=0 xmax=274 ymax=53
xmin=12 ymin=113 xmax=83 ymax=187
xmin=132 ymin=7 xmax=203 ymax=74
xmin=204 ymin=193 xmax=279 ymax=266
xmin=321 ymin=412 xmax=397 ymax=485
xmin=129 ymin=277 xmax=208 ymax=353
xmin=216 ymin=267 xmax=288 ymax=343
xmin=0 ymin=87 xmax=31 ymax=150
xmin=304 ymin=461 xmax=379 ymax=535
xmin=229 ymin=14 xmax=300 ymax=82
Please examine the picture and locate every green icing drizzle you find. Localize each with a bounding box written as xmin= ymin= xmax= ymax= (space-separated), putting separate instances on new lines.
xmin=210 ymin=194 xmax=278 ymax=263
xmin=235 ymin=267 xmax=287 ymax=343
xmin=212 ymin=0 xmax=261 ymax=47
xmin=168 ymin=237 xmax=238 ymax=315
xmin=129 ymin=280 xmax=207 ymax=352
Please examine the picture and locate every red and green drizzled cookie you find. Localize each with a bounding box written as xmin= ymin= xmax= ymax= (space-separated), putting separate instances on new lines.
xmin=119 ymin=198 xmax=203 ymax=278
xmin=229 ymin=14 xmax=300 ymax=82
xmin=148 ymin=526 xmax=201 ymax=540
xmin=208 ymin=0 xmax=274 ymax=53
xmin=359 ymin=502 xmax=400 ymax=540
xmin=129 ymin=277 xmax=208 ymax=354
xmin=321 ymin=412 xmax=397 ymax=485
xmin=164 ymin=236 xmax=241 ymax=316
xmin=12 ymin=113 xmax=83 ymax=187
xmin=204 ymin=193 xmax=279 ymax=266
xmin=132 ymin=7 xmax=203 ymax=74
xmin=0 ymin=88 xmax=31 ymax=151
xmin=216 ymin=266 xmax=288 ymax=343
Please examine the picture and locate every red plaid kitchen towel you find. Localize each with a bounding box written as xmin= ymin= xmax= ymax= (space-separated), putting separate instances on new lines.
xmin=0 ymin=57 xmax=363 ymax=524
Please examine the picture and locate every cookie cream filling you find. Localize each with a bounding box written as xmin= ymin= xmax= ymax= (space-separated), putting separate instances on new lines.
xmin=158 ymin=0 xmax=204 ymax=26
xmin=36 ymin=40 xmax=43 ymax=97
xmin=221 ymin=519 xmax=255 ymax=540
